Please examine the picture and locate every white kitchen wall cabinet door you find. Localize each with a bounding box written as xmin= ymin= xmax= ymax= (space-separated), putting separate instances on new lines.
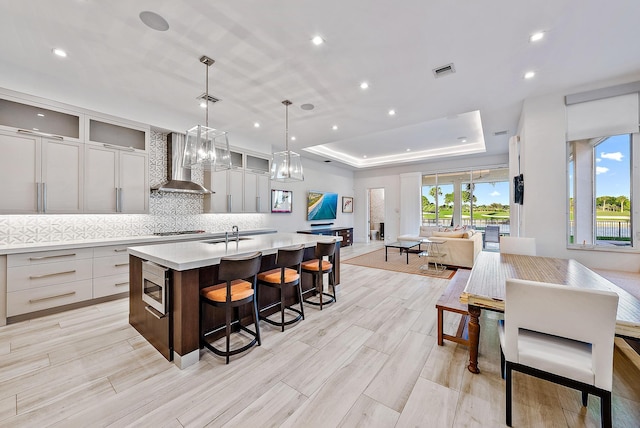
xmin=0 ymin=131 xmax=83 ymax=214
xmin=41 ymin=139 xmax=84 ymax=213
xmin=84 ymin=144 xmax=118 ymax=213
xmin=0 ymin=130 xmax=40 ymax=213
xmin=228 ymin=169 xmax=244 ymax=212
xmin=204 ymin=169 xmax=229 ymax=213
xmin=119 ymin=151 xmax=149 ymax=213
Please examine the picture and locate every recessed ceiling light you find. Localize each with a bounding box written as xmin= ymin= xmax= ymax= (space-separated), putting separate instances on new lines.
xmin=524 ymin=71 xmax=536 ymax=79
xmin=139 ymin=11 xmax=169 ymax=31
xmin=461 ymin=139 xmax=467 ymax=143
xmin=300 ymin=103 xmax=315 ymax=110
xmin=52 ymin=48 xmax=67 ymax=58
xmin=311 ymin=36 xmax=324 ymax=46
xmin=388 ymin=109 xmax=396 ymax=116
xmin=363 ymin=155 xmax=367 ymax=158
xmin=406 ymin=148 xmax=411 ymax=152
xmin=33 ymin=128 xmax=39 ymax=131
xmin=254 ymin=122 xmax=260 ymax=128
xmin=332 ymin=125 xmax=338 ymax=130
xmin=529 ymin=32 xmax=545 ymax=42
xmin=37 ymin=113 xmax=45 ymax=117
xmin=199 ymin=101 xmax=207 ymax=108
xmin=291 ymin=136 xmax=296 ymax=141
xmin=360 ymin=82 xmax=369 ymax=90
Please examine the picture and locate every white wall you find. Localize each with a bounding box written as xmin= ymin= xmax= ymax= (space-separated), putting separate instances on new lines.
xmin=265 ymin=158 xmax=355 ymax=233
xmin=517 ymin=73 xmax=640 ymax=272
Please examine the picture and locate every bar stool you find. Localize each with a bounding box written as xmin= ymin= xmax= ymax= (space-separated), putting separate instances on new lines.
xmin=199 ymin=251 xmax=262 ymax=364
xmin=301 ymin=240 xmax=337 ymax=310
xmin=257 ymin=244 xmax=305 ymax=331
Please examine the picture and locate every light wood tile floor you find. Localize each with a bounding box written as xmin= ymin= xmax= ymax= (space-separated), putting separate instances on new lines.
xmin=1 ymin=242 xmax=639 ymax=427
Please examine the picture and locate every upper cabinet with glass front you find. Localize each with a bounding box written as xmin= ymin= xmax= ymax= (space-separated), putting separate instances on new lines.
xmin=0 ymin=97 xmax=83 ymax=141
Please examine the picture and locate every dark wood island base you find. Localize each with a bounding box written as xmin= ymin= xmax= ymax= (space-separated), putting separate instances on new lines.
xmin=129 ymin=244 xmax=340 ymax=368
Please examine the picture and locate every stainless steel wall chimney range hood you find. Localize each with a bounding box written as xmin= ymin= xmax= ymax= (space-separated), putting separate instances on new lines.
xmin=152 ymin=133 xmax=212 ymax=194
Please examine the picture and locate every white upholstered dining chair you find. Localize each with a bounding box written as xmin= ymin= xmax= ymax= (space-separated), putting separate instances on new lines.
xmin=499 ymin=236 xmax=536 ymax=256
xmin=499 ymin=278 xmax=619 ymax=428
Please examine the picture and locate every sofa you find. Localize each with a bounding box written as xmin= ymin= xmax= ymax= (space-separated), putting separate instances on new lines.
xmin=398 ymin=226 xmax=483 ymax=268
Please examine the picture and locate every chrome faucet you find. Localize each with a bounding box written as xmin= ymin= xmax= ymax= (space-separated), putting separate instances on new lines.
xmin=232 ymin=225 xmax=239 ymax=242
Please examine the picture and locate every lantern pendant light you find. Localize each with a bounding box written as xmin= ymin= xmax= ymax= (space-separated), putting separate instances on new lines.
xmin=270 ymin=100 xmax=304 ymax=182
xmin=183 ymin=55 xmax=232 ymax=171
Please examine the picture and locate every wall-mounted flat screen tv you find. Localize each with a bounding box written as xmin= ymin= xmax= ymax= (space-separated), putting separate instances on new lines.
xmin=307 ymin=191 xmax=338 ymax=221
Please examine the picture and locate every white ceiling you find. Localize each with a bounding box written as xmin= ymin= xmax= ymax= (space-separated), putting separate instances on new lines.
xmin=1 ymin=1 xmax=639 ymax=170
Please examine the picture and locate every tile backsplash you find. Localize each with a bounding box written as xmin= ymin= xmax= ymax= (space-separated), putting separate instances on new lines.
xmin=0 ymin=131 xmax=267 ymax=245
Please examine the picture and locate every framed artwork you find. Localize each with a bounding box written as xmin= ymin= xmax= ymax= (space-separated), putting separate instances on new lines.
xmin=271 ymin=189 xmax=292 ymax=213
xmin=342 ymin=196 xmax=353 ymax=213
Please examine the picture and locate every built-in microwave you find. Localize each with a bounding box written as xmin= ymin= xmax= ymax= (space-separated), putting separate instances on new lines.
xmin=141 ymin=260 xmax=169 ymax=316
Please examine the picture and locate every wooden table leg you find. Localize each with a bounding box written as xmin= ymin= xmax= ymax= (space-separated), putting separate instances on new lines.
xmin=467 ymin=304 xmax=481 ymax=373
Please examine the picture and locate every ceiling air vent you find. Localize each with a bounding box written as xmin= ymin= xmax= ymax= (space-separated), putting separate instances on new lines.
xmin=197 ymin=93 xmax=220 ymax=104
xmin=432 ymin=63 xmax=456 ymax=78
xmin=493 ymin=130 xmax=509 ymax=136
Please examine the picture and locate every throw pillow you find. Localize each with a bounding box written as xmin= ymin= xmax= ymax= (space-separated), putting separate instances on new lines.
xmin=432 ymin=231 xmax=466 ymax=238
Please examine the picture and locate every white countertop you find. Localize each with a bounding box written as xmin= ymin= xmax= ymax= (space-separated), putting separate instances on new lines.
xmin=0 ymin=229 xmax=276 ymax=255
xmin=128 ymin=232 xmax=342 ymax=271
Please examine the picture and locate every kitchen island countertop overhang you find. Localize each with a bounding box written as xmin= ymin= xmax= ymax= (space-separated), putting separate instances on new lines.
xmin=127 ymin=232 xmax=341 ymax=271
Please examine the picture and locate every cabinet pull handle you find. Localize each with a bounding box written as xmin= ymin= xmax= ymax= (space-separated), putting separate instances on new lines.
xmin=102 ymin=143 xmax=135 ymax=152
xmin=256 ymin=196 xmax=260 ymax=212
xmin=118 ymin=188 xmax=123 ymax=212
xmin=114 ymin=263 xmax=129 ymax=267
xmin=29 ymin=269 xmax=76 ymax=279
xmin=227 ymin=195 xmax=232 ymax=213
xmin=29 ymin=253 xmax=76 ymax=261
xmin=144 ymin=305 xmax=165 ymax=319
xmin=18 ymin=129 xmax=64 ymax=140
xmin=114 ymin=248 xmax=128 ymax=252
xmin=115 ymin=281 xmax=129 ymax=287
xmin=42 ymin=182 xmax=47 ymax=213
xmin=36 ymin=182 xmax=42 ymax=213
xmin=29 ymin=291 xmax=76 ymax=303
xmin=115 ymin=188 xmax=120 ymax=212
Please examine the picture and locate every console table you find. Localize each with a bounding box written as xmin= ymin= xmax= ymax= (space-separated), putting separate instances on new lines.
xmin=297 ymin=227 xmax=353 ymax=247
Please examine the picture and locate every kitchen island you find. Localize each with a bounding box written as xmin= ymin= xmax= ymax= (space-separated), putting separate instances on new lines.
xmin=128 ymin=232 xmax=341 ymax=368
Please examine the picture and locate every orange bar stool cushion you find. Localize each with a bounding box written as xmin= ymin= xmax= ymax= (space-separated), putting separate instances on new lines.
xmin=201 ymin=279 xmax=253 ymax=302
xmin=257 ymin=268 xmax=300 ymax=284
xmin=301 ymin=259 xmax=332 ymax=272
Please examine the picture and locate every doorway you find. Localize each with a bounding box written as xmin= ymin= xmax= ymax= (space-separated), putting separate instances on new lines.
xmin=368 ymin=188 xmax=385 ymax=241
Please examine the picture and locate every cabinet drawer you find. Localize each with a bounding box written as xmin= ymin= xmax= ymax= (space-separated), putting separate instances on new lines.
xmin=93 ymin=273 xmax=130 ymax=298
xmin=7 ymin=280 xmax=93 ymax=316
xmin=93 ymin=245 xmax=129 ymax=258
xmin=7 ymin=258 xmax=93 ymax=291
xmin=8 ymin=248 xmax=93 ymax=267
xmin=93 ymin=254 xmax=129 ymax=277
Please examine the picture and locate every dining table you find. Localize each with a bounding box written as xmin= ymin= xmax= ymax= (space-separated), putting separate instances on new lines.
xmin=460 ymin=251 xmax=640 ymax=374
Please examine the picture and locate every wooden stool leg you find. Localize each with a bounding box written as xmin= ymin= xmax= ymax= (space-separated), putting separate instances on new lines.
xmin=437 ymin=308 xmax=444 ymax=346
xmin=253 ymin=296 xmax=261 ymax=346
xmin=297 ymin=283 xmax=305 ymax=320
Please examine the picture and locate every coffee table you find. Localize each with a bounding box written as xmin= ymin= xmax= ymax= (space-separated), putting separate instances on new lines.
xmin=384 ymin=241 xmax=422 ymax=264
xmin=418 ymin=238 xmax=447 ymax=272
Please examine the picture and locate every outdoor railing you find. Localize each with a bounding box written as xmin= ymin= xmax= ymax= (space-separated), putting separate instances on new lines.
xmin=568 ymin=220 xmax=631 ymax=240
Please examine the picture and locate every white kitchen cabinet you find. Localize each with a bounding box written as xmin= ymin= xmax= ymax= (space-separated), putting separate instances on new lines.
xmin=204 ymin=168 xmax=244 ymax=213
xmin=204 ymin=151 xmax=270 ymax=213
xmin=244 ymin=172 xmax=270 ymax=213
xmin=93 ymin=244 xmax=130 ymax=298
xmin=0 ymin=130 xmax=83 ymax=214
xmin=6 ymin=248 xmax=94 ymax=317
xmin=84 ymin=145 xmax=149 ymax=213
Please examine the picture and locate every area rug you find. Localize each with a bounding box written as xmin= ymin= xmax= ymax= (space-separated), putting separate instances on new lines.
xmin=343 ymin=248 xmax=457 ymax=279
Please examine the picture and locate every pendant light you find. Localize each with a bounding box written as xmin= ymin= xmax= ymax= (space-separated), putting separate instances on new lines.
xmin=183 ymin=55 xmax=232 ymax=170
xmin=271 ymin=100 xmax=304 ymax=182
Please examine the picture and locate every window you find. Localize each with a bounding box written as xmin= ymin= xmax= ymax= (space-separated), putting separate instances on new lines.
xmin=568 ymin=134 xmax=635 ymax=248
xmin=422 ymin=168 xmax=510 ymax=232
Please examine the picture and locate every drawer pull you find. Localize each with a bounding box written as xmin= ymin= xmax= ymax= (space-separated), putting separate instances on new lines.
xmin=144 ymin=305 xmax=165 ymax=319
xmin=114 ymin=248 xmax=128 ymax=252
xmin=29 ymin=291 xmax=76 ymax=303
xmin=114 ymin=263 xmax=129 ymax=267
xmin=115 ymin=281 xmax=129 ymax=287
xmin=29 ymin=253 xmax=76 ymax=261
xmin=29 ymin=269 xmax=76 ymax=279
